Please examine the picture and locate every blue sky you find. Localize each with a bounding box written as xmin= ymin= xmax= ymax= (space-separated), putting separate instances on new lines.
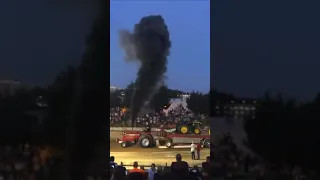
xmin=110 ymin=1 xmax=210 ymax=93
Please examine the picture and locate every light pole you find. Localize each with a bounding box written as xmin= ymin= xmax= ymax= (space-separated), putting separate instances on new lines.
xmin=119 ymin=91 xmax=126 ymax=129
xmin=118 ymin=91 xmax=125 ymax=106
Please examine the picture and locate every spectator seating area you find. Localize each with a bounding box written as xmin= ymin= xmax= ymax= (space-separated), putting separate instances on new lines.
xmin=110 ymin=134 xmax=320 ymax=180
xmin=0 ymin=136 xmax=316 ymax=179
xmin=110 ymin=105 xmax=208 ymax=127
xmin=110 ymin=154 xmax=211 ymax=180
xmin=0 ymin=143 xmax=61 ymax=180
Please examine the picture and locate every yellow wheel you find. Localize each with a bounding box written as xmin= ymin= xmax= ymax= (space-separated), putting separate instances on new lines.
xmin=180 ymin=125 xmax=189 ymax=134
xmin=194 ymin=128 xmax=201 ymax=134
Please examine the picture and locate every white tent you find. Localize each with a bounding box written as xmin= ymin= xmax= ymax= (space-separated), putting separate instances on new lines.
xmin=163 ymin=98 xmax=191 ymax=115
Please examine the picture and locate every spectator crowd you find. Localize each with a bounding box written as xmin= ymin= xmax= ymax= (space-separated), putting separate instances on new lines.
xmin=1 ymin=134 xmax=316 ymax=180
xmin=0 ymin=143 xmax=61 ymax=180
xmin=110 ymin=133 xmax=320 ymax=180
xmin=110 ymin=105 xmax=208 ymax=127
xmin=110 ymin=154 xmax=211 ymax=180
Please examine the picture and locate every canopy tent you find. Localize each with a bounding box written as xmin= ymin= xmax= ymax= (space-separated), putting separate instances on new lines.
xmin=162 ymin=98 xmax=191 ymax=115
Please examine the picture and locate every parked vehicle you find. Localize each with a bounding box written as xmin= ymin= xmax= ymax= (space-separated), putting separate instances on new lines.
xmin=176 ymin=117 xmax=205 ymax=134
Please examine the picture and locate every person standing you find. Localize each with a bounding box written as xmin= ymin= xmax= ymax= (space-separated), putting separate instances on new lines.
xmin=196 ymin=142 xmax=201 ymax=160
xmin=190 ymin=141 xmax=196 ymax=160
xmin=171 ymin=154 xmax=189 ymax=179
xmin=110 ymin=156 xmax=118 ymax=168
xmin=202 ymin=156 xmax=211 ymax=180
xmin=148 ymin=163 xmax=156 ymax=180
xmin=129 ymin=162 xmax=145 ymax=174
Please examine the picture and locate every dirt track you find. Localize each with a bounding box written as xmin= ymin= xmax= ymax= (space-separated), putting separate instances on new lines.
xmin=109 ymin=131 xmax=210 ymax=166
xmin=109 ymin=118 xmax=252 ymax=166
xmin=110 ymin=131 xmax=196 ymax=152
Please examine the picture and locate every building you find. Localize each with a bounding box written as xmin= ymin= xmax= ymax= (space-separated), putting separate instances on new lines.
xmin=0 ymin=80 xmax=22 ymax=96
xmin=215 ymin=99 xmax=257 ymax=119
xmin=163 ymin=98 xmax=191 ymax=115
xmin=177 ymin=93 xmax=191 ymax=100
xmin=110 ymin=85 xmax=121 ymax=92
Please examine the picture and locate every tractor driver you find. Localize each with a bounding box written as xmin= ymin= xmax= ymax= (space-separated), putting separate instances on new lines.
xmin=144 ymin=125 xmax=151 ymax=132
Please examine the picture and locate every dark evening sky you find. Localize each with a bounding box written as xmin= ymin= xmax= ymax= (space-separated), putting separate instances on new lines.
xmin=0 ymin=0 xmax=98 ymax=85
xmin=1 ymin=1 xmax=320 ymax=100
xmin=212 ymin=1 xmax=320 ymax=100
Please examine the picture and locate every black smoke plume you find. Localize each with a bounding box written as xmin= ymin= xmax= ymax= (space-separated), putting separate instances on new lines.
xmin=119 ymin=15 xmax=171 ymax=127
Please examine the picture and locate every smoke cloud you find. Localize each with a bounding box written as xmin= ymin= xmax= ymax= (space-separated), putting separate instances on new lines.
xmin=119 ymin=15 xmax=171 ymax=127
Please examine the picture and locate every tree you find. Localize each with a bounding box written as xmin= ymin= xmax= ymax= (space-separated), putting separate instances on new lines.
xmin=187 ymin=91 xmax=209 ymax=115
xmin=314 ymin=92 xmax=320 ymax=104
xmin=167 ymin=89 xmax=182 ymax=99
xmin=0 ymin=87 xmax=46 ymax=145
xmin=64 ymin=4 xmax=108 ymax=180
xmin=120 ymin=82 xmax=176 ymax=110
xmin=187 ymin=91 xmax=201 ymax=114
xmin=45 ymin=66 xmax=77 ymax=146
xmin=45 ymin=3 xmax=107 ymax=179
xmin=201 ymin=92 xmax=210 ymax=115
xmin=244 ymin=92 xmax=320 ymax=170
xmin=122 ymin=82 xmax=135 ymax=108
xmin=209 ymin=89 xmax=222 ymax=116
xmin=110 ymin=90 xmax=123 ymax=108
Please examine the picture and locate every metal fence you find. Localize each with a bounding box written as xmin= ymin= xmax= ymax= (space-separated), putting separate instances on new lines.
xmin=120 ymin=164 xmax=203 ymax=171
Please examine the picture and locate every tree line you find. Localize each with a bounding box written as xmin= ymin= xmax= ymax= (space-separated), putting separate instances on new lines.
xmin=0 ymin=5 xmax=109 ymax=179
xmin=110 ymin=82 xmax=212 ymax=115
xmin=0 ymin=81 xmax=214 ymax=146
xmin=110 ymin=82 xmax=183 ymax=111
xmin=111 ymin=86 xmax=241 ymax=116
xmin=244 ymin=92 xmax=320 ymax=170
xmin=0 ymin=87 xmax=47 ymax=145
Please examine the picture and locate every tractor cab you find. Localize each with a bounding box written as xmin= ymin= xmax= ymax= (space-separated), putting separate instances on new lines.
xmin=192 ymin=121 xmax=202 ymax=125
xmin=181 ymin=117 xmax=191 ymax=121
xmin=117 ymin=130 xmax=155 ymax=148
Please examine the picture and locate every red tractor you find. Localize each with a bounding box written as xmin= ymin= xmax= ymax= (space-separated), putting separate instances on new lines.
xmin=116 ymin=128 xmax=157 ymax=148
xmin=116 ymin=128 xmax=210 ymax=148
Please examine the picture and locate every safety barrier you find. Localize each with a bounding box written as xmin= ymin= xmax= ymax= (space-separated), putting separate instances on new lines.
xmin=110 ymin=127 xmax=158 ymax=131
xmin=120 ymin=164 xmax=203 ymax=170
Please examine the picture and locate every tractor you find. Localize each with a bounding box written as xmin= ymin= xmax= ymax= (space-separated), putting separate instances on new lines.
xmin=176 ymin=117 xmax=203 ymax=134
xmin=116 ymin=130 xmax=155 ymax=148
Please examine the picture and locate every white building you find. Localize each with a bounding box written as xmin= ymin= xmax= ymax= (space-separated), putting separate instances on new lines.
xmin=110 ymin=85 xmax=121 ymax=92
xmin=177 ymin=93 xmax=191 ymax=100
xmin=215 ymin=99 xmax=256 ymax=119
xmin=162 ymin=98 xmax=191 ymax=115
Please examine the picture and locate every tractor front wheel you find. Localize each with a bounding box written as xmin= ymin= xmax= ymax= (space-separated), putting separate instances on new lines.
xmin=194 ymin=127 xmax=201 ymax=134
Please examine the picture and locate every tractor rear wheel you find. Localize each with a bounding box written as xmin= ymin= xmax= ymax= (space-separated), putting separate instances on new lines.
xmin=165 ymin=139 xmax=173 ymax=148
xmin=138 ymin=135 xmax=153 ymax=148
xmin=178 ymin=125 xmax=189 ymax=134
